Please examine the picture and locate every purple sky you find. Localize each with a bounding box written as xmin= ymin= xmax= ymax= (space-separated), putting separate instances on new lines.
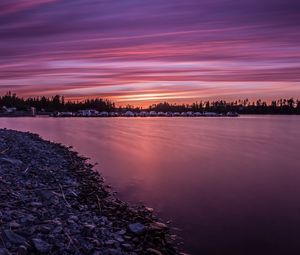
xmin=0 ymin=0 xmax=300 ymax=105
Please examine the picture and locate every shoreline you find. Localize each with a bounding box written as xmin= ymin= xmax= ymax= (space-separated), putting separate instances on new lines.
xmin=0 ymin=129 xmax=178 ymax=254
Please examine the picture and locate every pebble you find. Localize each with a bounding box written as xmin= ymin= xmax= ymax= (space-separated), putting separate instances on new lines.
xmin=121 ymin=243 xmax=132 ymax=250
xmin=9 ymin=221 xmax=21 ymax=229
xmin=32 ymin=238 xmax=52 ymax=254
xmin=105 ymin=239 xmax=117 ymax=246
xmin=2 ymin=229 xmax=27 ymax=245
xmin=0 ymin=157 xmax=23 ymax=165
xmin=52 ymin=226 xmax=63 ymax=234
xmin=39 ymin=225 xmax=51 ymax=234
xmin=128 ymin=223 xmax=146 ymax=234
xmin=30 ymin=202 xmax=43 ymax=207
xmin=149 ymin=221 xmax=168 ymax=231
xmin=146 ymin=248 xmax=163 ymax=255
xmin=145 ymin=207 xmax=154 ymax=213
xmin=0 ymin=248 xmax=9 ymax=255
xmin=17 ymin=245 xmax=28 ymax=255
xmin=117 ymin=229 xmax=126 ymax=235
xmin=116 ymin=237 xmax=124 ymax=243
xmin=20 ymin=214 xmax=36 ymax=224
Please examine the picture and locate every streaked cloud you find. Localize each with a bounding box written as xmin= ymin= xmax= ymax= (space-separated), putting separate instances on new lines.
xmin=0 ymin=0 xmax=299 ymax=105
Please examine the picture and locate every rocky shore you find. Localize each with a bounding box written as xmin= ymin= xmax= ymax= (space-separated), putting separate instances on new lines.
xmin=0 ymin=129 xmax=178 ymax=255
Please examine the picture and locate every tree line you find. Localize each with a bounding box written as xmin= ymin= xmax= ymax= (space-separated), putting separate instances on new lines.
xmin=1 ymin=92 xmax=300 ymax=114
xmin=149 ymin=99 xmax=300 ymax=114
xmin=0 ymin=92 xmax=115 ymax=112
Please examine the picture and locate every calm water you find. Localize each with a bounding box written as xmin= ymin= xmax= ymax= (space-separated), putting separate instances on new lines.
xmin=1 ymin=116 xmax=300 ymax=255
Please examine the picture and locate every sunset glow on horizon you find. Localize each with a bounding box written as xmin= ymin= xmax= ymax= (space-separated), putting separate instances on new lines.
xmin=0 ymin=0 xmax=300 ymax=106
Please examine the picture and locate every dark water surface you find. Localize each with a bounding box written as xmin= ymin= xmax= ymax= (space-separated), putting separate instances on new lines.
xmin=1 ymin=116 xmax=300 ymax=255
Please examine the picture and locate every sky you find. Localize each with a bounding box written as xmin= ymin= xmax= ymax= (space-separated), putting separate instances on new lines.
xmin=0 ymin=0 xmax=300 ymax=106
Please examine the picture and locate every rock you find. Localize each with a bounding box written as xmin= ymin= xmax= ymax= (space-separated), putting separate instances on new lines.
xmin=30 ymin=202 xmax=43 ymax=207
xmin=20 ymin=214 xmax=36 ymax=224
xmin=92 ymin=251 xmax=102 ymax=255
xmin=37 ymin=190 xmax=54 ymax=201
xmin=149 ymin=221 xmax=168 ymax=231
xmin=0 ymin=248 xmax=9 ymax=255
xmin=39 ymin=225 xmax=51 ymax=234
xmin=83 ymin=223 xmax=96 ymax=230
xmin=105 ymin=240 xmax=117 ymax=246
xmin=52 ymin=226 xmax=63 ymax=234
xmin=9 ymin=221 xmax=21 ymax=229
xmin=0 ymin=157 xmax=23 ymax=165
xmin=145 ymin=207 xmax=154 ymax=213
xmin=69 ymin=215 xmax=79 ymax=222
xmin=32 ymin=238 xmax=52 ymax=254
xmin=107 ymin=248 xmax=122 ymax=255
xmin=82 ymin=242 xmax=94 ymax=252
xmin=116 ymin=237 xmax=124 ymax=243
xmin=51 ymin=219 xmax=62 ymax=226
xmin=128 ymin=223 xmax=145 ymax=235
xmin=2 ymin=229 xmax=27 ymax=245
xmin=17 ymin=245 xmax=28 ymax=255
xmin=121 ymin=243 xmax=132 ymax=250
xmin=146 ymin=248 xmax=163 ymax=255
xmin=117 ymin=229 xmax=126 ymax=235
xmin=83 ymin=223 xmax=96 ymax=236
xmin=123 ymin=235 xmax=132 ymax=240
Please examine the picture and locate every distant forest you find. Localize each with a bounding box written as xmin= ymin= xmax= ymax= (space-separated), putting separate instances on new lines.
xmin=1 ymin=92 xmax=300 ymax=114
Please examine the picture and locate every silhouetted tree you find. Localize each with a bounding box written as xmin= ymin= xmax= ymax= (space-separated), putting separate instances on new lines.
xmin=0 ymin=92 xmax=299 ymax=114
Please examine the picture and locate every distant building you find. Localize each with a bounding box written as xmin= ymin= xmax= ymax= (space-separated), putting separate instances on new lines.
xmin=204 ymin=112 xmax=218 ymax=117
xmin=78 ymin=109 xmax=99 ymax=117
xmin=57 ymin=112 xmax=73 ymax=117
xmin=109 ymin=112 xmax=118 ymax=117
xmin=187 ymin=111 xmax=194 ymax=117
xmin=181 ymin=112 xmax=187 ymax=116
xmin=99 ymin=111 xmax=109 ymax=117
xmin=139 ymin=111 xmax=149 ymax=117
xmin=194 ymin=112 xmax=203 ymax=116
xmin=149 ymin=111 xmax=157 ymax=117
xmin=124 ymin=111 xmax=134 ymax=117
